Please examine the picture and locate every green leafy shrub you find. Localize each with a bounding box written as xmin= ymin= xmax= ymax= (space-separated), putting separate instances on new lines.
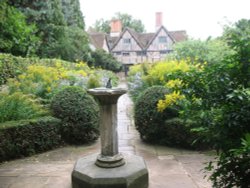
xmin=97 ymin=69 xmax=119 ymax=87
xmin=178 ymin=19 xmax=250 ymax=187
xmin=1 ymin=53 xmax=119 ymax=100
xmin=127 ymin=63 xmax=151 ymax=102
xmin=162 ymin=118 xmax=207 ymax=149
xmin=89 ymin=49 xmax=122 ymax=72
xmin=0 ymin=53 xmax=72 ymax=86
xmin=0 ymin=2 xmax=39 ymax=57
xmin=207 ymin=133 xmax=250 ymax=188
xmin=51 ymin=86 xmax=100 ymax=144
xmin=134 ymin=86 xmax=178 ymax=142
xmin=0 ymin=116 xmax=62 ymax=162
xmin=0 ymin=53 xmax=28 ymax=85
xmin=0 ymin=92 xmax=47 ymax=123
xmin=87 ymin=74 xmax=101 ymax=89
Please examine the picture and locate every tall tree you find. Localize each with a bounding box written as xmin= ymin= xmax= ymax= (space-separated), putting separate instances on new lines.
xmin=61 ymin=0 xmax=85 ymax=29
xmin=222 ymin=19 xmax=250 ymax=87
xmin=93 ymin=12 xmax=145 ymax=33
xmin=8 ymin=0 xmax=90 ymax=62
xmin=0 ymin=1 xmax=39 ymax=56
xmin=94 ymin=18 xmax=111 ymax=34
xmin=89 ymin=49 xmax=122 ymax=72
xmin=115 ymin=12 xmax=145 ymax=33
xmin=8 ymin=0 xmax=66 ymax=26
xmin=172 ymin=38 xmax=235 ymax=64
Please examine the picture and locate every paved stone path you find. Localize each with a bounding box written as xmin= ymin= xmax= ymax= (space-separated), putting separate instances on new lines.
xmin=0 ymin=82 xmax=214 ymax=188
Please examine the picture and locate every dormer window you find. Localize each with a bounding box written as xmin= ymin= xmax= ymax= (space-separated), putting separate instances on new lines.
xmin=123 ymin=38 xmax=131 ymax=44
xmin=158 ymin=36 xmax=167 ymax=43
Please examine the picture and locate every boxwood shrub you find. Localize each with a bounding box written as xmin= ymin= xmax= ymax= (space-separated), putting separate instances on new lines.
xmin=134 ymin=86 xmax=208 ymax=150
xmin=134 ymin=86 xmax=178 ymax=142
xmin=51 ymin=86 xmax=100 ymax=144
xmin=0 ymin=116 xmax=62 ymax=162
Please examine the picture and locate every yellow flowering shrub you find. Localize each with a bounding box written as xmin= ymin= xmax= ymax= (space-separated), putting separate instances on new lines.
xmin=146 ymin=60 xmax=191 ymax=85
xmin=135 ymin=60 xmax=204 ymax=113
xmin=145 ymin=60 xmax=205 ymax=86
xmin=7 ymin=65 xmax=61 ymax=99
xmin=4 ymin=55 xmax=119 ymax=101
xmin=157 ymin=91 xmax=185 ymax=112
xmin=75 ymin=61 xmax=89 ymax=70
xmin=165 ymin=79 xmax=184 ymax=89
xmin=128 ymin=64 xmax=143 ymax=77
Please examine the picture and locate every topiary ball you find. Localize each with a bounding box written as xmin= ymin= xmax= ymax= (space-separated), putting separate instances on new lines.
xmin=134 ymin=86 xmax=178 ymax=142
xmin=51 ymin=86 xmax=100 ymax=144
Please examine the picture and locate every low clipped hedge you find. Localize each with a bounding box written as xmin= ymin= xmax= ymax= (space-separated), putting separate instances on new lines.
xmin=0 ymin=116 xmax=62 ymax=162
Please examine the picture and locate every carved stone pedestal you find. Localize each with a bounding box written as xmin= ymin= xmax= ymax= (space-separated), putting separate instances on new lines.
xmin=72 ymin=87 xmax=148 ymax=188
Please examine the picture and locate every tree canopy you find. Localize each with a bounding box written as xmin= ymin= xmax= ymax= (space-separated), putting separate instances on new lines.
xmin=171 ymin=38 xmax=235 ymax=65
xmin=93 ymin=12 xmax=145 ymax=33
xmin=0 ymin=1 xmax=39 ymax=56
xmin=89 ymin=49 xmax=122 ymax=72
xmin=222 ymin=19 xmax=250 ymax=87
xmin=5 ymin=0 xmax=90 ymax=62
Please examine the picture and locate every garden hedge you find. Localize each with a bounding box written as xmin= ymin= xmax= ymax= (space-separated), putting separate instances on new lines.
xmin=0 ymin=116 xmax=62 ymax=162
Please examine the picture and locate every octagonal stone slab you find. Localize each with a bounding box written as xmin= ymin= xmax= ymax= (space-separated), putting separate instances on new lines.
xmin=72 ymin=153 xmax=148 ymax=188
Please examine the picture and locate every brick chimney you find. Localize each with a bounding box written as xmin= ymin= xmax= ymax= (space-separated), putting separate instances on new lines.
xmin=155 ymin=12 xmax=163 ymax=31
xmin=110 ymin=19 xmax=122 ymax=37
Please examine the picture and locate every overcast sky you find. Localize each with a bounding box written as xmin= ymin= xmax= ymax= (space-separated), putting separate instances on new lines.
xmin=80 ymin=0 xmax=250 ymax=39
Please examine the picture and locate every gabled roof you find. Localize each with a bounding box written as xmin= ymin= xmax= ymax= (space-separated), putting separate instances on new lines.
xmin=169 ymin=30 xmax=188 ymax=42
xmin=109 ymin=27 xmax=144 ymax=51
xmin=126 ymin=28 xmax=144 ymax=49
xmin=88 ymin=32 xmax=107 ymax=49
xmin=106 ymin=35 xmax=119 ymax=50
xmin=145 ymin=26 xmax=176 ymax=49
xmin=89 ymin=26 xmax=187 ymax=51
xmin=138 ymin=33 xmax=155 ymax=48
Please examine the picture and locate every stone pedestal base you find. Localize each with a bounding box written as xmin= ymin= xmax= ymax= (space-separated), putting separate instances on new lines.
xmin=95 ymin=153 xmax=125 ymax=168
xmin=72 ymin=153 xmax=148 ymax=188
